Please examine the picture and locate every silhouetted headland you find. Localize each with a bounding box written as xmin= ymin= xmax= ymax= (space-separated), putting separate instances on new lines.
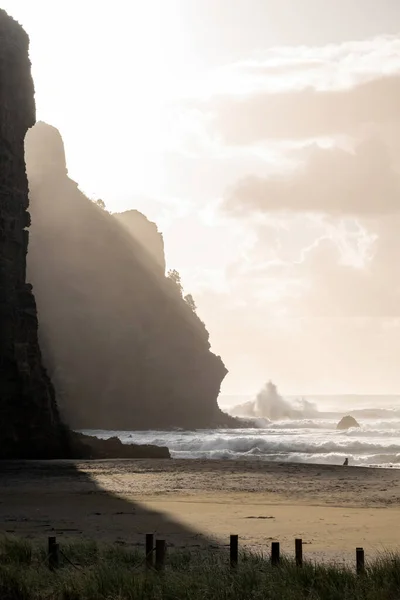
xmin=24 ymin=120 xmax=237 ymax=432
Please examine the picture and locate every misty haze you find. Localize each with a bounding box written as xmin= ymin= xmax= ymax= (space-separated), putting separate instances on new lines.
xmin=1 ymin=1 xmax=400 ymax=597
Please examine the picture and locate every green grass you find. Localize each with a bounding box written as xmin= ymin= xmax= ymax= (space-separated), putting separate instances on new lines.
xmin=0 ymin=535 xmax=399 ymax=599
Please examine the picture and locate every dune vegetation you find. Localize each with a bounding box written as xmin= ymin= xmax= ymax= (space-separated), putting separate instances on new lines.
xmin=1 ymin=536 xmax=400 ymax=600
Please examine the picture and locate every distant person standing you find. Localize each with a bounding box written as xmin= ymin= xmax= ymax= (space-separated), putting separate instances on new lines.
xmin=343 ymin=457 xmax=349 ymax=466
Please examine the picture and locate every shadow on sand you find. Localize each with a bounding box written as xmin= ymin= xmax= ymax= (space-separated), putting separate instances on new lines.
xmin=0 ymin=460 xmax=217 ymax=550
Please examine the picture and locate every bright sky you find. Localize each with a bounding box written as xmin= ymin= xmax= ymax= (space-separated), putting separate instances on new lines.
xmin=4 ymin=0 xmax=400 ymax=396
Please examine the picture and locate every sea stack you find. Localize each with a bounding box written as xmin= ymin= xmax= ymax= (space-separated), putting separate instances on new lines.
xmin=336 ymin=415 xmax=360 ymax=430
xmin=0 ymin=10 xmax=68 ymax=458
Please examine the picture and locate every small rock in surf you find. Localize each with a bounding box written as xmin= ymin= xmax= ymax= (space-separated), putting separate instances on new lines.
xmin=336 ymin=415 xmax=360 ymax=430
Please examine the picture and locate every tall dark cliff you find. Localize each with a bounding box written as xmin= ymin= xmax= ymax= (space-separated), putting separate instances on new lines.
xmin=25 ymin=122 xmax=233 ymax=430
xmin=0 ymin=12 xmax=68 ymax=458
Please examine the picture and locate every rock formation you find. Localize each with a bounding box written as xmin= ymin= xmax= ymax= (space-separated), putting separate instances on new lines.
xmin=25 ymin=122 xmax=234 ymax=430
xmin=70 ymin=432 xmax=170 ymax=459
xmin=114 ymin=210 xmax=166 ymax=275
xmin=336 ymin=415 xmax=360 ymax=430
xmin=0 ymin=11 xmax=68 ymax=458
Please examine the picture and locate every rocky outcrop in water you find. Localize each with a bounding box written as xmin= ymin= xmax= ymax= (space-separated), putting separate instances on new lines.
xmin=337 ymin=415 xmax=360 ymax=430
xmin=0 ymin=11 xmax=68 ymax=458
xmin=25 ymin=122 xmax=233 ymax=430
xmin=70 ymin=433 xmax=170 ymax=459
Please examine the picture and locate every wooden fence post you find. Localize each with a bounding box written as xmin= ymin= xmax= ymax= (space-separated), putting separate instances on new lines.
xmin=155 ymin=539 xmax=166 ymax=571
xmin=146 ymin=533 xmax=154 ymax=569
xmin=48 ymin=536 xmax=59 ymax=570
xmin=230 ymin=534 xmax=238 ymax=569
xmin=271 ymin=541 xmax=280 ymax=566
xmin=356 ymin=547 xmax=365 ymax=575
xmin=295 ymin=538 xmax=303 ymax=567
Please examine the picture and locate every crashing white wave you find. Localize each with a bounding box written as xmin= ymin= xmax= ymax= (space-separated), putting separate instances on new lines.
xmin=228 ymin=382 xmax=400 ymax=426
xmin=229 ymin=381 xmax=320 ymax=420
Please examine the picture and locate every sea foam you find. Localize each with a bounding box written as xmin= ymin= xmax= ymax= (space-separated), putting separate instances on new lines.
xmin=83 ymin=414 xmax=400 ymax=469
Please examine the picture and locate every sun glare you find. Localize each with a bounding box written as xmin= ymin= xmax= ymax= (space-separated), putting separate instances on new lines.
xmin=2 ymin=0 xmax=193 ymax=202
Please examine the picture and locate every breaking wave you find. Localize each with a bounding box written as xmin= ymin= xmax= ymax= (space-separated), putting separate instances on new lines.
xmin=85 ymin=415 xmax=400 ymax=469
xmin=229 ymin=381 xmax=320 ymax=420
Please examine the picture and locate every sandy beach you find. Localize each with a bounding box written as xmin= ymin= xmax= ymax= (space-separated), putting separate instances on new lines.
xmin=1 ymin=459 xmax=400 ymax=563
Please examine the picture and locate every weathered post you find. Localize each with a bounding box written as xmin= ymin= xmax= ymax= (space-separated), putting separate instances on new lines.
xmin=155 ymin=539 xmax=166 ymax=571
xmin=271 ymin=541 xmax=280 ymax=566
xmin=230 ymin=534 xmax=238 ymax=569
xmin=356 ymin=547 xmax=365 ymax=575
xmin=48 ymin=536 xmax=59 ymax=570
xmin=295 ymin=538 xmax=303 ymax=567
xmin=146 ymin=533 xmax=154 ymax=569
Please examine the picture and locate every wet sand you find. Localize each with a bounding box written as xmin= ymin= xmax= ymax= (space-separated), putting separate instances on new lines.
xmin=1 ymin=459 xmax=400 ymax=562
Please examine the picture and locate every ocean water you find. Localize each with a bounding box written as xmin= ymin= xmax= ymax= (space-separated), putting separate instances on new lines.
xmin=83 ymin=410 xmax=400 ymax=468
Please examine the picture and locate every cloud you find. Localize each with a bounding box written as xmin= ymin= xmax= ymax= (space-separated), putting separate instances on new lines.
xmin=182 ymin=35 xmax=400 ymax=99
xmin=220 ymin=211 xmax=400 ymax=319
xmin=287 ymin=229 xmax=400 ymax=318
xmin=168 ymin=34 xmax=400 ymax=395
xmin=236 ymin=59 xmax=326 ymax=77
xmin=177 ymin=35 xmax=400 ymax=146
xmin=194 ymin=215 xmax=400 ymax=395
xmin=225 ymin=137 xmax=400 ymax=215
xmin=208 ymin=76 xmax=400 ymax=144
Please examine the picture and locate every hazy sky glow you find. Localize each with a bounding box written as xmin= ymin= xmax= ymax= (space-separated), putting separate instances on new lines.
xmin=5 ymin=0 xmax=400 ymax=396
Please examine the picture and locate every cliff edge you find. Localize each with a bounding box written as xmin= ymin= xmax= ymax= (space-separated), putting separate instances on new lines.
xmin=25 ymin=122 xmax=234 ymax=430
xmin=114 ymin=209 xmax=166 ymax=275
xmin=0 ymin=11 xmax=68 ymax=458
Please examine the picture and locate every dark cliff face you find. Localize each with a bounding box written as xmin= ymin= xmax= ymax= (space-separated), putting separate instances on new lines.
xmin=0 ymin=12 xmax=68 ymax=458
xmin=25 ymin=122 xmax=232 ymax=430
